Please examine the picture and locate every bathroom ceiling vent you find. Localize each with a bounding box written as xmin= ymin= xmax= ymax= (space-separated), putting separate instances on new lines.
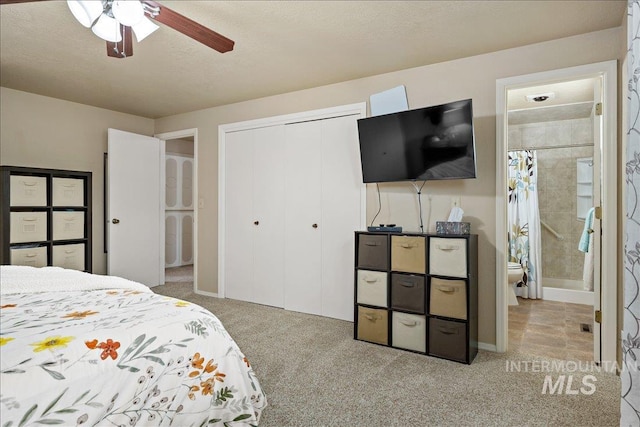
xmin=525 ymin=92 xmax=556 ymax=103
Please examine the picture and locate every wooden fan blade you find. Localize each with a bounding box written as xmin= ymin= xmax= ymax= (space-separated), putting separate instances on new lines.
xmin=0 ymin=0 xmax=50 ymax=4
xmin=106 ymin=25 xmax=133 ymax=58
xmin=143 ymin=0 xmax=234 ymax=53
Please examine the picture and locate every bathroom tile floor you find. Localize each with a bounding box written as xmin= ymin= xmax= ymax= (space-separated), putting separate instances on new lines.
xmin=508 ymin=297 xmax=594 ymax=361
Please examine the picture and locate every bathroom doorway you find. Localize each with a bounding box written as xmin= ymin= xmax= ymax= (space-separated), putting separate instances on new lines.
xmin=495 ymin=61 xmax=617 ymax=367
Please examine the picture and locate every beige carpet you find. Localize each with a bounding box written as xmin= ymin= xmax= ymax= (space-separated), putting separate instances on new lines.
xmin=153 ymin=282 xmax=621 ymax=427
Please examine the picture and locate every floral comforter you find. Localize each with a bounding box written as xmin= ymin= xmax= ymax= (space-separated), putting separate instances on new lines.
xmin=0 ymin=266 xmax=266 ymax=426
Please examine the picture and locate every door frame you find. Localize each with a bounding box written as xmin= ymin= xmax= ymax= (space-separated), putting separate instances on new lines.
xmin=155 ymin=128 xmax=199 ymax=293
xmin=218 ymin=102 xmax=367 ymax=299
xmin=495 ymin=60 xmax=617 ymax=367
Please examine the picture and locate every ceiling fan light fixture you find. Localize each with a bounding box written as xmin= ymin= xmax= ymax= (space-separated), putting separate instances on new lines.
xmin=112 ymin=1 xmax=145 ymax=27
xmin=132 ymin=17 xmax=159 ymax=42
xmin=92 ymin=13 xmax=122 ymax=43
xmin=67 ymin=0 xmax=103 ymax=28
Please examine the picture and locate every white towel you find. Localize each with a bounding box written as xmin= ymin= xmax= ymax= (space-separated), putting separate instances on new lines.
xmin=583 ymin=235 xmax=594 ymax=291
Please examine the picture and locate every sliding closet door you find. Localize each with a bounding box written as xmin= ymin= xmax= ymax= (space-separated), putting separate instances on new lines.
xmin=321 ymin=115 xmax=363 ymax=320
xmin=224 ymin=126 xmax=285 ymax=307
xmin=225 ymin=130 xmax=255 ymax=302
xmin=252 ymin=126 xmax=285 ymax=308
xmin=284 ymin=121 xmax=323 ymax=316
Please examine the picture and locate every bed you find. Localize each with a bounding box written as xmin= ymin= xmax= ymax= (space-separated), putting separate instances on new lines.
xmin=0 ymin=266 xmax=266 ymax=426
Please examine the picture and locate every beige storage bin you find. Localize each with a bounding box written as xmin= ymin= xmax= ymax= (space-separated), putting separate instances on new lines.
xmin=357 ymin=306 xmax=388 ymax=345
xmin=429 ymin=277 xmax=467 ymax=320
xmin=10 ymin=212 xmax=47 ymax=243
xmin=429 ymin=237 xmax=467 ymax=278
xmin=392 ymin=312 xmax=426 ymax=353
xmin=52 ymin=243 xmax=85 ymax=271
xmin=11 ymin=246 xmax=47 ymax=267
xmin=52 ymin=211 xmax=85 ymax=240
xmin=10 ymin=176 xmax=47 ymax=206
xmin=391 ymin=235 xmax=425 ymax=274
xmin=52 ymin=178 xmax=84 ymax=206
xmin=357 ymin=270 xmax=388 ymax=307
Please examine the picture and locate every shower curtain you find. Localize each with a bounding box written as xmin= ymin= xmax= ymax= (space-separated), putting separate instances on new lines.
xmin=507 ymin=150 xmax=542 ymax=299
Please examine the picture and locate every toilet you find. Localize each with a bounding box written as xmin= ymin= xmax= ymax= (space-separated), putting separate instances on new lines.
xmin=507 ymin=262 xmax=524 ymax=306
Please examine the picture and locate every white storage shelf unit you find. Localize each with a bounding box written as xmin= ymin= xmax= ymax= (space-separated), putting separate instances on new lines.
xmin=0 ymin=166 xmax=92 ymax=272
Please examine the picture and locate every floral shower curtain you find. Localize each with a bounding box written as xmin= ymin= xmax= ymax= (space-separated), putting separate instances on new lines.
xmin=507 ymin=150 xmax=542 ymax=299
xmin=623 ymin=1 xmax=640 ymax=424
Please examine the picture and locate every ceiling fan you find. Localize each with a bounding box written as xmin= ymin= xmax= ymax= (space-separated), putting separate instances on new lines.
xmin=0 ymin=0 xmax=235 ymax=58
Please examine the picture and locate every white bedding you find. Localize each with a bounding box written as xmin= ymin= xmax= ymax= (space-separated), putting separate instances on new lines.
xmin=0 ymin=266 xmax=267 ymax=426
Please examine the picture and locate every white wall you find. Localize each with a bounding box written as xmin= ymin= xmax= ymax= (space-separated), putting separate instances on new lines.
xmin=0 ymin=87 xmax=155 ymax=274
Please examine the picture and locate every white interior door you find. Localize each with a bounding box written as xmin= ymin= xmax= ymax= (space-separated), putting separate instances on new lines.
xmin=321 ymin=115 xmax=363 ymax=321
xmin=108 ymin=128 xmax=161 ymax=286
xmin=592 ymin=78 xmax=603 ymax=362
xmin=284 ymin=121 xmax=323 ymax=316
xmin=252 ymin=126 xmax=285 ymax=307
xmin=224 ymin=129 xmax=255 ymax=302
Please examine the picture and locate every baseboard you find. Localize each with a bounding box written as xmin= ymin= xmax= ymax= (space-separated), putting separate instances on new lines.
xmin=478 ymin=342 xmax=498 ymax=352
xmin=194 ymin=289 xmax=219 ymax=298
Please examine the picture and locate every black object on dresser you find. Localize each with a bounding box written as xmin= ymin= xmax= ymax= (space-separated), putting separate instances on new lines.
xmin=0 ymin=166 xmax=92 ymax=272
xmin=354 ymin=231 xmax=478 ymax=364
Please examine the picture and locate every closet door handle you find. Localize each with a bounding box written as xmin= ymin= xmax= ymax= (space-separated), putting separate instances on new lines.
xmin=112 ymin=218 xmax=120 ymax=224
xmin=254 ymin=221 xmax=259 ymax=226
xmin=312 ymin=223 xmax=318 ymax=229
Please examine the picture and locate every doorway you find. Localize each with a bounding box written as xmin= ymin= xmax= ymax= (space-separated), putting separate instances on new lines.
xmin=155 ymin=129 xmax=199 ymax=292
xmin=495 ymin=61 xmax=617 ymax=367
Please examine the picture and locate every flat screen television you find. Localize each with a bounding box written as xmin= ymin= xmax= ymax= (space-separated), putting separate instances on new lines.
xmin=357 ymin=99 xmax=477 ymax=183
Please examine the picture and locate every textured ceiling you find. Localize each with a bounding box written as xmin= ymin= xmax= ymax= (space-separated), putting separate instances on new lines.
xmin=0 ymin=1 xmax=626 ymax=119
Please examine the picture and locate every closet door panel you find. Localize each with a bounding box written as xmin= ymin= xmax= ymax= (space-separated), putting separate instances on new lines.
xmin=321 ymin=115 xmax=362 ymax=321
xmin=224 ymin=130 xmax=255 ymax=302
xmin=252 ymin=126 xmax=285 ymax=308
xmin=165 ymin=213 xmax=179 ymax=267
xmin=181 ymin=212 xmax=193 ymax=265
xmin=165 ymin=157 xmax=178 ymax=209
xmin=284 ymin=121 xmax=322 ymax=316
xmin=181 ymin=158 xmax=194 ymax=209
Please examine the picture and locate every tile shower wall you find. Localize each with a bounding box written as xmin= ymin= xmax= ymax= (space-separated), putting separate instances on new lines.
xmin=508 ymin=117 xmax=593 ymax=281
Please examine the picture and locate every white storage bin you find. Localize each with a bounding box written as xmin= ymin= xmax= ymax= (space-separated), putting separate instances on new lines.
xmin=52 ymin=178 xmax=84 ymax=206
xmin=356 ymin=270 xmax=388 ymax=307
xmin=10 ymin=212 xmax=47 ymax=243
xmin=429 ymin=237 xmax=467 ymax=278
xmin=10 ymin=176 xmax=47 ymax=206
xmin=11 ymin=246 xmax=47 ymax=267
xmin=392 ymin=312 xmax=426 ymax=353
xmin=53 ymin=211 xmax=85 ymax=240
xmin=52 ymin=243 xmax=85 ymax=271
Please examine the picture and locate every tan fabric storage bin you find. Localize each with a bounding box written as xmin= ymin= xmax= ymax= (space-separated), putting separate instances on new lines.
xmin=11 ymin=246 xmax=47 ymax=267
xmin=52 ymin=178 xmax=84 ymax=206
xmin=357 ymin=270 xmax=388 ymax=307
xmin=392 ymin=312 xmax=426 ymax=353
xmin=429 ymin=237 xmax=467 ymax=278
xmin=429 ymin=317 xmax=467 ymax=363
xmin=52 ymin=243 xmax=85 ymax=271
xmin=357 ymin=306 xmax=388 ymax=345
xmin=429 ymin=277 xmax=467 ymax=320
xmin=10 ymin=176 xmax=47 ymax=206
xmin=52 ymin=211 xmax=85 ymax=240
xmin=390 ymin=273 xmax=425 ymax=313
xmin=357 ymin=234 xmax=388 ymax=270
xmin=10 ymin=212 xmax=47 ymax=243
xmin=391 ymin=236 xmax=425 ymax=273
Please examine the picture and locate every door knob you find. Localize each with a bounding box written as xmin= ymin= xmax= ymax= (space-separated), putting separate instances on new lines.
xmin=112 ymin=218 xmax=120 ymax=224
xmin=312 ymin=223 xmax=318 ymax=228
xmin=254 ymin=221 xmax=259 ymax=225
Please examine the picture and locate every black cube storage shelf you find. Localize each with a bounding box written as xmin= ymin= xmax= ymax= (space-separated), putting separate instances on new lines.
xmin=353 ymin=231 xmax=478 ymax=364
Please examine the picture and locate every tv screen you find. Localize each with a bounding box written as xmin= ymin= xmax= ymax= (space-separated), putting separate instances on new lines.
xmin=357 ymin=99 xmax=477 ymax=183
